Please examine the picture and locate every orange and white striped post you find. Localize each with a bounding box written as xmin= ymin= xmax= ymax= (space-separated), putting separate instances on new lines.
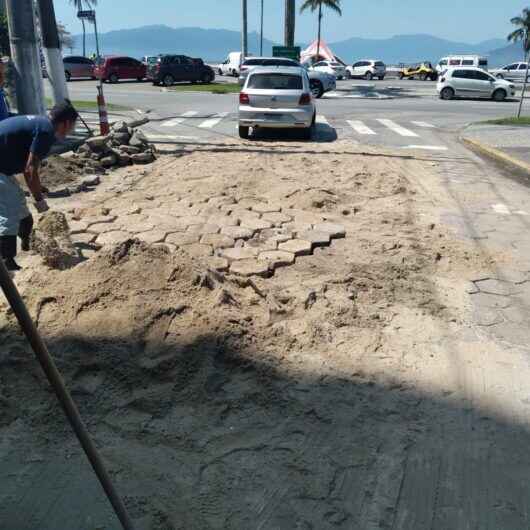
xmin=97 ymin=85 xmax=110 ymax=136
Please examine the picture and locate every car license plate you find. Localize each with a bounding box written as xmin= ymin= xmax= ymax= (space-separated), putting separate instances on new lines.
xmin=264 ymin=113 xmax=278 ymax=120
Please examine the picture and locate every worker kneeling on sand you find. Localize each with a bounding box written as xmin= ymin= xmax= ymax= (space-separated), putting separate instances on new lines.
xmin=0 ymin=100 xmax=78 ymax=271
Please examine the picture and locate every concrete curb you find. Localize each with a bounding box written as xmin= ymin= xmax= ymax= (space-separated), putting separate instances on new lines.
xmin=461 ymin=135 xmax=530 ymax=177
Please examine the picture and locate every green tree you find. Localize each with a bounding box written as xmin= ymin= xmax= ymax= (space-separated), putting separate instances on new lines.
xmin=0 ymin=11 xmax=9 ymax=56
xmin=508 ymin=7 xmax=530 ymax=118
xmin=69 ymin=0 xmax=97 ymax=57
xmin=300 ymin=0 xmax=342 ymax=63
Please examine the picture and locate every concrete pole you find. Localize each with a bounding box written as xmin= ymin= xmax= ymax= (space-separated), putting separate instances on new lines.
xmin=37 ymin=0 xmax=69 ymax=105
xmin=5 ymin=0 xmax=45 ymax=114
xmin=241 ymin=0 xmax=248 ymax=58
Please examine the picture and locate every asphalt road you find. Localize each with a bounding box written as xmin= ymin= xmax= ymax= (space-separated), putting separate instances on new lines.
xmin=50 ymin=76 xmax=525 ymax=153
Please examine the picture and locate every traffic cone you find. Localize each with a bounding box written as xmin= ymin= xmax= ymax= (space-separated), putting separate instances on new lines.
xmin=97 ymin=85 xmax=110 ymax=136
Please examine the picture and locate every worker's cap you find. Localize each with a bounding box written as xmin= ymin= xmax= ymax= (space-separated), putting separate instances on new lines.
xmin=50 ymin=99 xmax=79 ymax=125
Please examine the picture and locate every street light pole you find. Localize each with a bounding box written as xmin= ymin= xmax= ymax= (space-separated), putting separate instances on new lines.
xmin=5 ymin=0 xmax=45 ymax=114
xmin=37 ymin=0 xmax=69 ymax=105
xmin=241 ymin=0 xmax=248 ymax=58
xmin=260 ymin=0 xmax=264 ymax=56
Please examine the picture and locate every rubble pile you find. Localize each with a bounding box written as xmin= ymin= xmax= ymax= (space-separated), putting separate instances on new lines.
xmin=75 ymin=119 xmax=156 ymax=169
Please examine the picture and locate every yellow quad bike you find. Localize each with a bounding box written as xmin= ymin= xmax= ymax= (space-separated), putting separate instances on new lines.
xmin=399 ymin=62 xmax=438 ymax=81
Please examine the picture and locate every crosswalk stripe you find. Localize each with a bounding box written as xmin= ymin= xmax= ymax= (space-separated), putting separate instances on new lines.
xmin=411 ymin=121 xmax=436 ymax=128
xmin=377 ymin=119 xmax=419 ymax=137
xmin=403 ymin=145 xmax=448 ymax=151
xmin=347 ymin=120 xmax=376 ymax=135
xmin=199 ymin=112 xmax=229 ymax=128
xmin=317 ymin=115 xmax=329 ymax=125
xmin=162 ymin=111 xmax=198 ymax=127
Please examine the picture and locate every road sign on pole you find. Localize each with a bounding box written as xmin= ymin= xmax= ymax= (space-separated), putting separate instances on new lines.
xmin=77 ymin=10 xmax=95 ymax=21
xmin=272 ymin=46 xmax=301 ymax=62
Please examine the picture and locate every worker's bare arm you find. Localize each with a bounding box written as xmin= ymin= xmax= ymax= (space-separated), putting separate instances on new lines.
xmin=24 ymin=152 xmax=44 ymax=201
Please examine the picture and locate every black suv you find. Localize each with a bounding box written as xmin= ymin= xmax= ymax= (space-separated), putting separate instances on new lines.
xmin=148 ymin=55 xmax=215 ymax=86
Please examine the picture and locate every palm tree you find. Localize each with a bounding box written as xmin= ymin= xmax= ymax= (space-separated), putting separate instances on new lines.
xmin=300 ymin=0 xmax=342 ymax=63
xmin=285 ymin=0 xmax=296 ymax=47
xmin=508 ymin=7 xmax=530 ymax=118
xmin=69 ymin=0 xmax=97 ymax=57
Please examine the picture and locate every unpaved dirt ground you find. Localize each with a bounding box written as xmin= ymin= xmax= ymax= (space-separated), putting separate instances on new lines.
xmin=1 ymin=139 xmax=530 ymax=529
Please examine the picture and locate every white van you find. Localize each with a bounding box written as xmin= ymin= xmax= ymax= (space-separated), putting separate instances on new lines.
xmin=436 ymin=55 xmax=488 ymax=74
xmin=219 ymin=52 xmax=245 ymax=77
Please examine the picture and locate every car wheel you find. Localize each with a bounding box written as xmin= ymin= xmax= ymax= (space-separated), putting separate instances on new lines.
xmin=440 ymin=87 xmax=455 ymax=100
xmin=310 ymin=80 xmax=324 ymax=99
xmin=65 ymin=71 xmax=71 ymax=82
xmin=301 ymin=123 xmax=313 ymax=141
xmin=239 ymin=126 xmax=250 ymax=139
xmin=378 ymin=76 xmax=385 ymax=81
xmin=345 ymin=70 xmax=352 ymax=79
xmin=419 ymin=73 xmax=427 ymax=81
xmin=365 ymin=71 xmax=373 ymax=80
xmin=109 ymin=73 xmax=119 ymax=84
xmin=202 ymin=72 xmax=213 ymax=84
xmin=218 ymin=68 xmax=223 ymax=75
xmin=496 ymin=74 xmax=504 ymax=80
xmin=163 ymin=74 xmax=175 ymax=87
xmin=492 ymin=89 xmax=507 ymax=102
xmin=399 ymin=73 xmax=405 ymax=80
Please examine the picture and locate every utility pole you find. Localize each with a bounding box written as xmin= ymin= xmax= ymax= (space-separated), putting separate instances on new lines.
xmin=241 ymin=0 xmax=248 ymax=58
xmin=260 ymin=0 xmax=264 ymax=56
xmin=285 ymin=0 xmax=295 ymax=47
xmin=5 ymin=0 xmax=45 ymax=114
xmin=37 ymin=0 xmax=69 ymax=105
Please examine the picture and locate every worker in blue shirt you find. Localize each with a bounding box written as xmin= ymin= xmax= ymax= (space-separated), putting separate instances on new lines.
xmin=0 ymin=101 xmax=78 ymax=271
xmin=0 ymin=61 xmax=9 ymax=121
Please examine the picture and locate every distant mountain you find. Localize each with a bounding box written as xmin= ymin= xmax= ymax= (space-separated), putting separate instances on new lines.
xmin=488 ymin=42 xmax=526 ymax=66
xmin=70 ymin=25 xmax=518 ymax=66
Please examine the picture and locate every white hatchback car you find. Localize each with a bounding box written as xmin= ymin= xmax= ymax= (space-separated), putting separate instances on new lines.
xmin=310 ymin=60 xmax=346 ymax=80
xmin=437 ymin=67 xmax=516 ymax=101
xmin=239 ymin=66 xmax=316 ymax=140
xmin=346 ymin=60 xmax=386 ymax=80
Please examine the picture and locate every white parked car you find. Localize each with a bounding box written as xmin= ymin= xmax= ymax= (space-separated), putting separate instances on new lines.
xmin=436 ymin=55 xmax=488 ymax=74
xmin=490 ymin=62 xmax=529 ymax=82
xmin=346 ymin=60 xmax=386 ymax=80
xmin=219 ymin=52 xmax=245 ymax=77
xmin=239 ymin=66 xmax=316 ymax=140
xmin=310 ymin=60 xmax=346 ymax=80
xmin=437 ymin=67 xmax=516 ymax=101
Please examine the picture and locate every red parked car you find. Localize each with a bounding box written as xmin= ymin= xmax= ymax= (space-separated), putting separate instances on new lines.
xmin=94 ymin=56 xmax=146 ymax=83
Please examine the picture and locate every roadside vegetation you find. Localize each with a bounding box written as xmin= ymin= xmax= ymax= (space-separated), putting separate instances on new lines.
xmin=483 ymin=116 xmax=530 ymax=126
xmin=45 ymin=97 xmax=130 ymax=111
xmin=167 ymin=83 xmax=241 ymax=94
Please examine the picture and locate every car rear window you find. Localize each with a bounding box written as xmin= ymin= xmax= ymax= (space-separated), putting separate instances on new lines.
xmin=248 ymin=73 xmax=303 ymax=90
xmin=449 ymin=59 xmax=461 ymax=66
xmin=479 ymin=59 xmax=488 ymax=67
xmin=263 ymin=59 xmax=299 ymax=67
xmin=244 ymin=59 xmax=266 ymax=66
xmin=462 ymin=60 xmax=474 ymax=66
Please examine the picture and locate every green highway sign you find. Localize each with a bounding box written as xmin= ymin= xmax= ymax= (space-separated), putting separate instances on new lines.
xmin=272 ymin=46 xmax=301 ymax=62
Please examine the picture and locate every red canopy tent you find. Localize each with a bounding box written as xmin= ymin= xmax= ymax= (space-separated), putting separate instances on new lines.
xmin=300 ymin=39 xmax=337 ymax=64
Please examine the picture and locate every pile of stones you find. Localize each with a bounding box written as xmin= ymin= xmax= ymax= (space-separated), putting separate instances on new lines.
xmin=76 ymin=120 xmax=156 ymax=168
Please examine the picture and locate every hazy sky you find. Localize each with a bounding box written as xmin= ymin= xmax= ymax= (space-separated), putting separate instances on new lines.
xmin=54 ymin=0 xmax=528 ymax=44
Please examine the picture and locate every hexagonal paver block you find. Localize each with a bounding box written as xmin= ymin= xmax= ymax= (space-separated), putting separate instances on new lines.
xmin=313 ymin=222 xmax=346 ymax=239
xmin=126 ymin=221 xmax=155 ymax=234
xmin=87 ymin=215 xmax=117 ymax=227
xmin=187 ymin=224 xmax=220 ymax=236
xmin=221 ymin=247 xmax=258 ymax=261
xmin=252 ymin=203 xmax=282 ymax=214
xmin=208 ymin=196 xmax=236 ymax=207
xmin=207 ymin=215 xmax=240 ymax=227
xmin=208 ymin=257 xmax=230 ymax=272
xmin=136 ymin=230 xmax=168 ymax=245
xmin=298 ymin=230 xmax=331 ymax=248
xmin=200 ymin=234 xmax=236 ymax=249
xmin=262 ymin=212 xmax=292 ymax=226
xmin=240 ymin=218 xmax=273 ymax=231
xmin=259 ymin=250 xmax=295 ymax=269
xmin=166 ymin=232 xmax=201 ymax=246
xmin=284 ymin=209 xmax=324 ymax=225
xmin=73 ymin=232 xmax=97 ymax=245
xmin=119 ymin=214 xmax=147 ymax=226
xmin=221 ymin=226 xmax=255 ymax=240
xmin=96 ymin=231 xmax=132 ymax=247
xmin=173 ymin=215 xmax=208 ymax=227
xmin=474 ymin=279 xmax=517 ymax=296
xmin=230 ymin=258 xmax=270 ymax=277
xmin=69 ymin=220 xmax=89 ymax=234
xmin=284 ymin=222 xmax=313 ymax=236
xmin=234 ymin=209 xmax=261 ymax=220
xmin=181 ymin=243 xmax=214 ymax=258
xmin=278 ymin=239 xmax=312 ymax=256
xmin=88 ymin=222 xmax=121 ymax=234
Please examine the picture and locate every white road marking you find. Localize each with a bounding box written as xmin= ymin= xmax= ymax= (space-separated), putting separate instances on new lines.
xmin=402 ymin=145 xmax=448 ymax=151
xmin=411 ymin=121 xmax=436 ymax=128
xmin=144 ymin=133 xmax=200 ymax=141
xmin=515 ymin=210 xmax=530 ymax=216
xmin=161 ymin=111 xmax=198 ymax=127
xmin=347 ymin=120 xmax=376 ymax=135
xmin=199 ymin=112 xmax=229 ymax=128
xmin=317 ymin=115 xmax=329 ymax=125
xmin=377 ymin=119 xmax=419 ymax=137
xmin=492 ymin=203 xmax=511 ymax=215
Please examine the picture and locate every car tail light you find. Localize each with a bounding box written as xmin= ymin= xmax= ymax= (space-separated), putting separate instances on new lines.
xmin=156 ymin=64 xmax=160 ymax=73
xmin=240 ymin=92 xmax=250 ymax=104
xmin=241 ymin=66 xmax=248 ymax=72
xmin=441 ymin=77 xmax=445 ymax=82
xmin=299 ymin=93 xmax=312 ymax=105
